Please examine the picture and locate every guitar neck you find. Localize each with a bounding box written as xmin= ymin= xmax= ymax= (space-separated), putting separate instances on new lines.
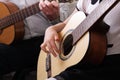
xmin=72 ymin=0 xmax=119 ymax=45
xmin=0 ymin=2 xmax=39 ymax=29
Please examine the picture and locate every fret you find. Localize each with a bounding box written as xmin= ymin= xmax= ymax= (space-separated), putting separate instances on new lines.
xmin=12 ymin=11 xmax=20 ymax=23
xmin=19 ymin=10 xmax=24 ymax=20
xmin=27 ymin=6 xmax=34 ymax=17
xmin=10 ymin=13 xmax=16 ymax=24
xmin=7 ymin=16 xmax=11 ymax=26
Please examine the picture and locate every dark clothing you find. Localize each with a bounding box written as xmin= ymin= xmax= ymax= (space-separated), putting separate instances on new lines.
xmin=0 ymin=36 xmax=44 ymax=75
xmin=55 ymin=54 xmax=120 ymax=80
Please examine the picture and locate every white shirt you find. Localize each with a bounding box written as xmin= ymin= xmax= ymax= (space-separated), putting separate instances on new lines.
xmin=77 ymin=0 xmax=120 ymax=55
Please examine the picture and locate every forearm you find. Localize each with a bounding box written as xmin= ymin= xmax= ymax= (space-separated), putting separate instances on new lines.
xmin=49 ymin=22 xmax=66 ymax=33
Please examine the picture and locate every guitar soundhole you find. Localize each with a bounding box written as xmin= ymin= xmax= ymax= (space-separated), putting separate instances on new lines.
xmin=60 ymin=30 xmax=75 ymax=60
xmin=63 ymin=34 xmax=73 ymax=56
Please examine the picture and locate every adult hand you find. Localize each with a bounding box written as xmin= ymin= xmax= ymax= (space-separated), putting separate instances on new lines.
xmin=39 ymin=0 xmax=60 ymax=21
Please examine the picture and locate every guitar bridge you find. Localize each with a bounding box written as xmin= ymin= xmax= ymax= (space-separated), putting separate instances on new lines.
xmin=46 ymin=54 xmax=51 ymax=78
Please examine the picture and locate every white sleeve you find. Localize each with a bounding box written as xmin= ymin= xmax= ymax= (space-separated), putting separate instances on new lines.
xmin=76 ymin=0 xmax=84 ymax=11
xmin=46 ymin=78 xmax=57 ymax=80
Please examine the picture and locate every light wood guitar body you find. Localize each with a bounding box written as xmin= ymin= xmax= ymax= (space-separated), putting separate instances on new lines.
xmin=37 ymin=11 xmax=107 ymax=80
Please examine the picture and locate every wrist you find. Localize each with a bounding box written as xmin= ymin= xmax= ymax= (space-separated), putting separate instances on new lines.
xmin=53 ymin=22 xmax=66 ymax=32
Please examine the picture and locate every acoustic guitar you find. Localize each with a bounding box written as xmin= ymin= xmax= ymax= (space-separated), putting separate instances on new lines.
xmin=0 ymin=2 xmax=41 ymax=45
xmin=37 ymin=0 xmax=119 ymax=80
